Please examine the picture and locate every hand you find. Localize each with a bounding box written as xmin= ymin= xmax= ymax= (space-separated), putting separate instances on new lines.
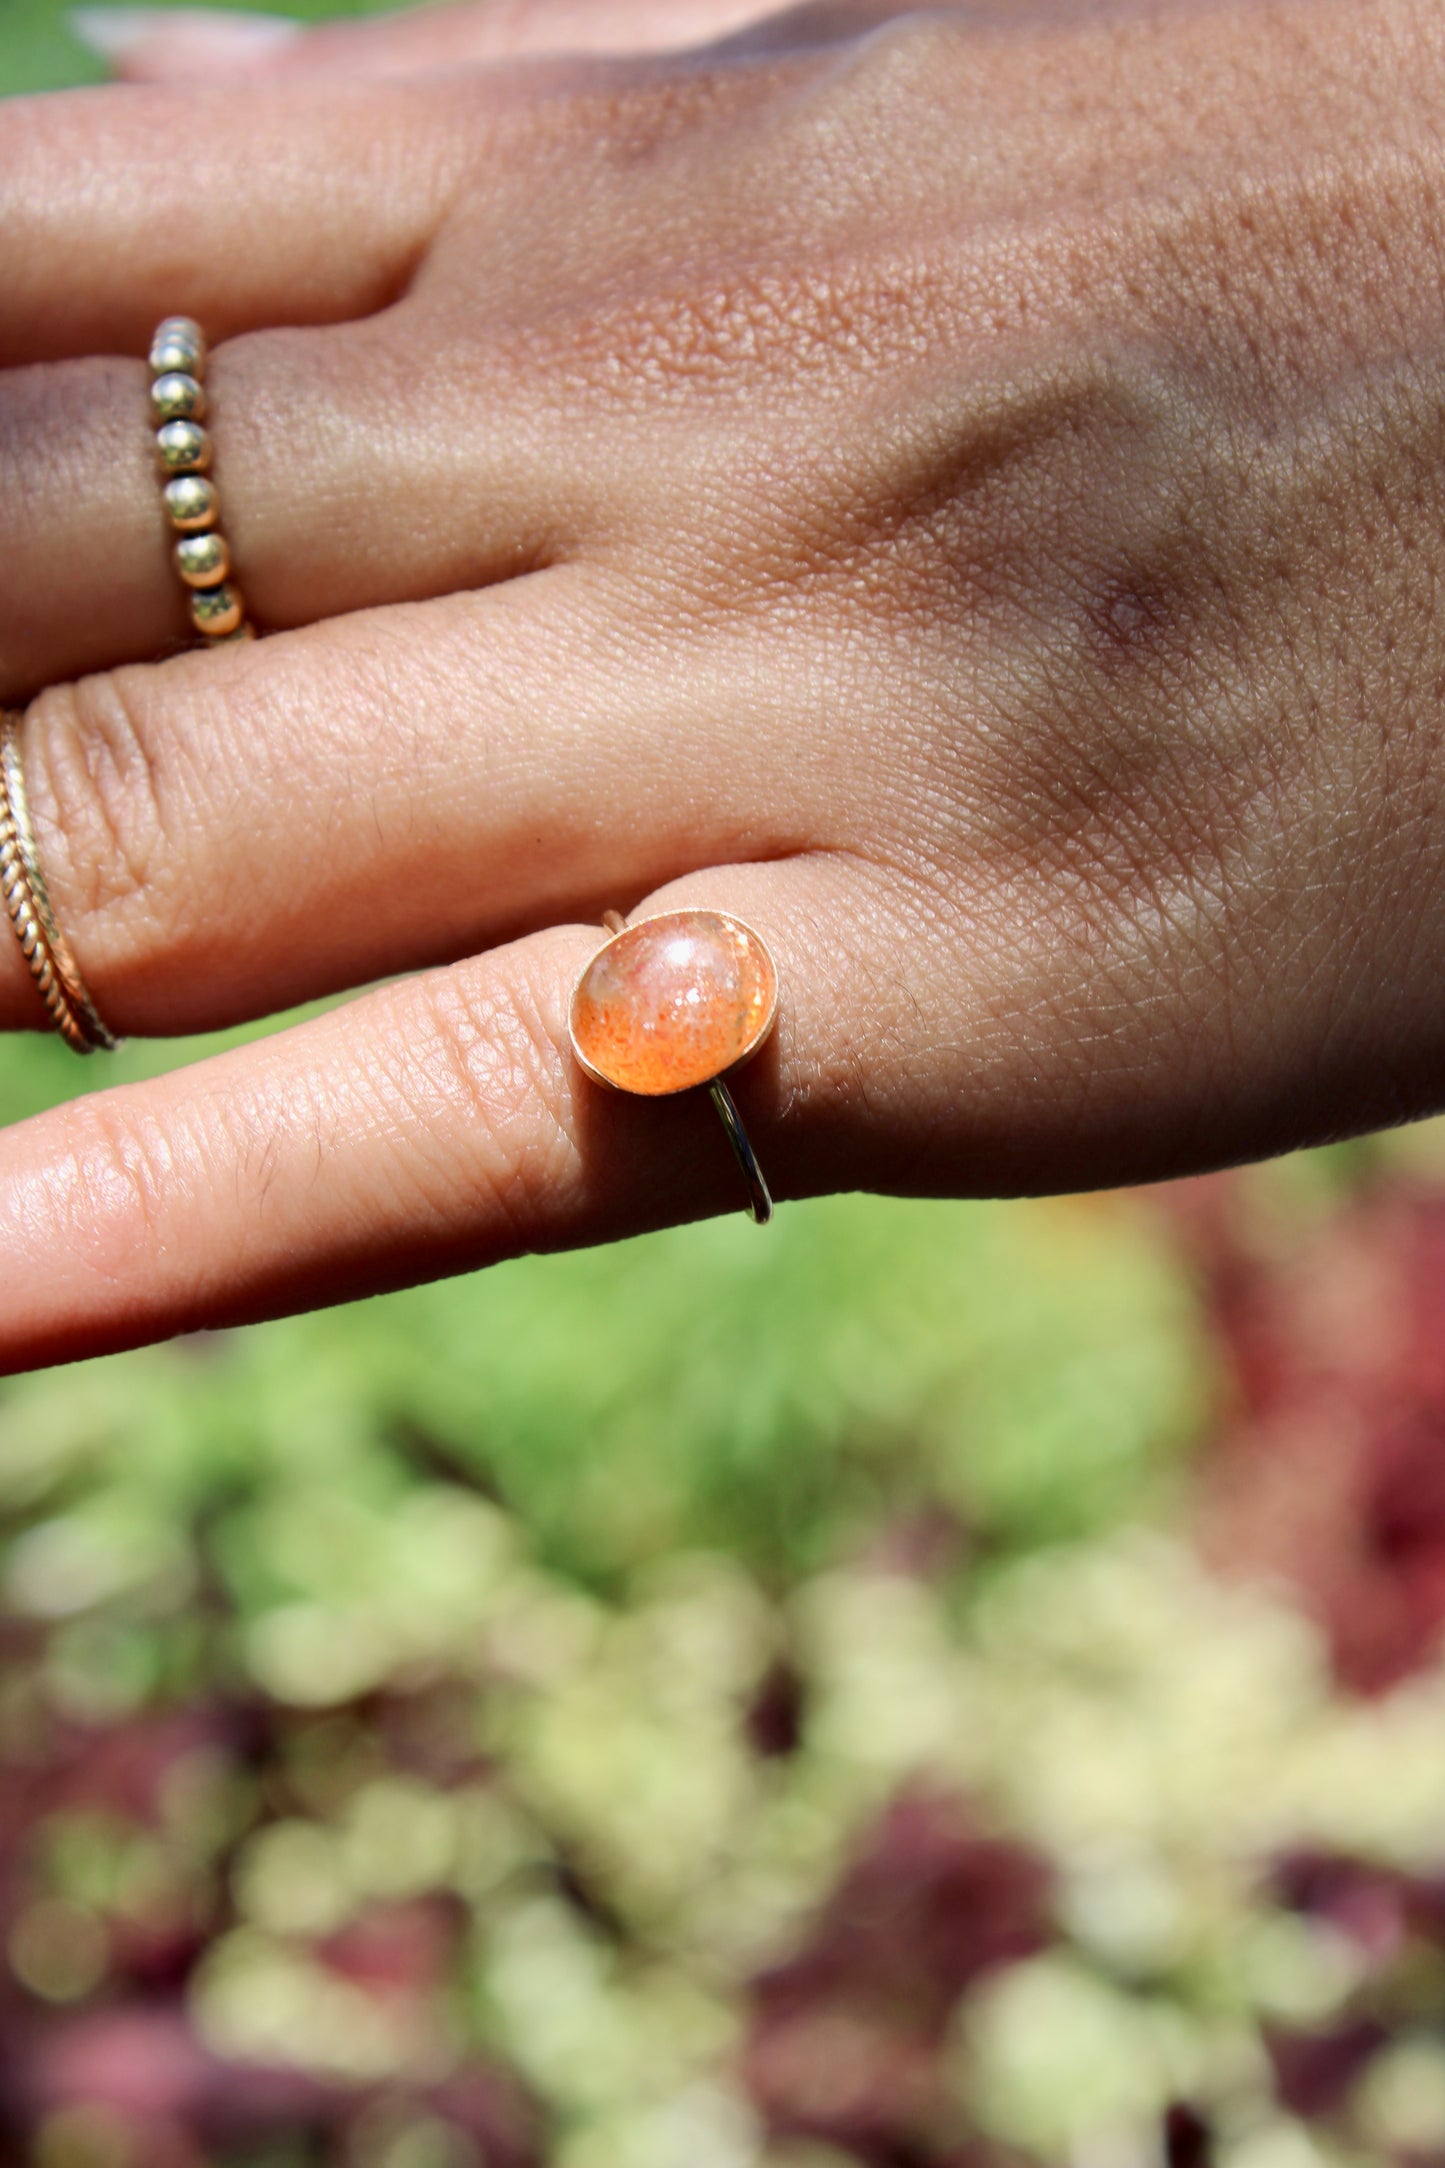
xmin=2 ymin=0 xmax=1443 ymax=1370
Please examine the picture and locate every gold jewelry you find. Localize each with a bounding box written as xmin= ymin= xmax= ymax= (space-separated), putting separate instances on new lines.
xmin=570 ymin=908 xmax=778 ymax=1224
xmin=149 ymin=318 xmax=254 ymax=645
xmin=0 ymin=713 xmax=120 ymax=1055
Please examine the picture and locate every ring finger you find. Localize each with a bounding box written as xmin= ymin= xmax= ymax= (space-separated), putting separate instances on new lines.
xmin=0 ymin=568 xmax=865 ymax=1036
xmin=0 ymin=312 xmax=592 ymax=703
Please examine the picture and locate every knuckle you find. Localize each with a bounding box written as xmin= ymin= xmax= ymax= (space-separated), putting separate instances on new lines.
xmin=0 ymin=358 xmax=152 ymax=700
xmin=0 ymin=361 xmax=99 ymax=534
xmin=24 ymin=672 xmax=176 ymax=960
xmin=834 ymin=7 xmax=971 ymax=89
xmin=48 ymin=1101 xmax=180 ymax=1294
xmin=389 ymin=955 xmax=580 ymax=1237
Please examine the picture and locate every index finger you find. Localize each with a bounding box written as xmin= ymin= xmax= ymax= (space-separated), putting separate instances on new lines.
xmin=0 ymin=855 xmax=908 ymax=1373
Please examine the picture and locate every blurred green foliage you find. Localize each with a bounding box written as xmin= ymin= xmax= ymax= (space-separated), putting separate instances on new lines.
xmin=0 ymin=1180 xmax=1201 ymax=1590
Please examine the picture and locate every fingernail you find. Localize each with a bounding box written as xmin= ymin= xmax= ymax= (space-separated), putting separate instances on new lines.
xmin=69 ymin=7 xmax=301 ymax=61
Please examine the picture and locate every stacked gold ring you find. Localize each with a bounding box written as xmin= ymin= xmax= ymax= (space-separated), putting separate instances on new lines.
xmin=0 ymin=714 xmax=119 ymax=1054
xmin=150 ymin=317 xmax=254 ymax=645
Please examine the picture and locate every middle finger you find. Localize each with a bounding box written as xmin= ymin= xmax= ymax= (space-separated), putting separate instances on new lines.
xmin=0 ymin=569 xmax=847 ymax=1037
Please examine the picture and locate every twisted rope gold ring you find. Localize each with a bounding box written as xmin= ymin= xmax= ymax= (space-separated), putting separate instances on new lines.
xmin=0 ymin=713 xmax=119 ymax=1054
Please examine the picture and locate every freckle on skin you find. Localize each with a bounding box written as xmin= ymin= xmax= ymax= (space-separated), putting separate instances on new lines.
xmin=1089 ymin=579 xmax=1172 ymax=664
xmin=1108 ymin=590 xmax=1153 ymax=640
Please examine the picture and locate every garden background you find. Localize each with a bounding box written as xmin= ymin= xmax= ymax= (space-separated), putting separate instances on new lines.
xmin=5 ymin=8 xmax=1445 ymax=2162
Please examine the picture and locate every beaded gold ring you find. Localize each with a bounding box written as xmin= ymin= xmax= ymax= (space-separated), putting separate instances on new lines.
xmin=149 ymin=317 xmax=254 ymax=646
xmin=570 ymin=908 xmax=778 ymax=1224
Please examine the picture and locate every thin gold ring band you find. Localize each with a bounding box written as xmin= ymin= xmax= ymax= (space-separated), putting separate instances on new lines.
xmin=706 ymin=1075 xmax=773 ymax=1226
xmin=150 ymin=317 xmax=255 ymax=646
xmin=0 ymin=713 xmax=119 ymax=1055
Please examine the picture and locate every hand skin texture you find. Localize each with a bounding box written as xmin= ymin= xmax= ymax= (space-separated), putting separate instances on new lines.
xmin=0 ymin=0 xmax=1443 ymax=1370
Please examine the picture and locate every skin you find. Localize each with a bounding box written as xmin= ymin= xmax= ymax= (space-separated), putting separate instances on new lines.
xmin=0 ymin=0 xmax=1443 ymax=1370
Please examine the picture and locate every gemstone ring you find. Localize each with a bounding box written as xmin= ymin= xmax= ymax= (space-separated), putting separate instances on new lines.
xmin=569 ymin=908 xmax=779 ymax=1224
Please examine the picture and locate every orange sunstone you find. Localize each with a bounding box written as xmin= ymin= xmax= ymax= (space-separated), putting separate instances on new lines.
xmin=570 ymin=911 xmax=779 ymax=1096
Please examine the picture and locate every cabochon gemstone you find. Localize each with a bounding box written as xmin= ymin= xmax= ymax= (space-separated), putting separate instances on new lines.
xmin=571 ymin=911 xmax=778 ymax=1097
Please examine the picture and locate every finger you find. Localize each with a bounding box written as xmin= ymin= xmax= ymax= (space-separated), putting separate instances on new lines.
xmin=0 ymin=308 xmax=576 ymax=700
xmin=0 ymin=572 xmax=839 ymax=1036
xmin=71 ymin=8 xmax=306 ymax=77
xmin=0 ymin=78 xmax=469 ymax=367
xmin=79 ymin=0 xmax=781 ymax=82
xmin=237 ymin=0 xmax=1140 ymax=80
xmin=0 ymin=855 xmax=914 ymax=1372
